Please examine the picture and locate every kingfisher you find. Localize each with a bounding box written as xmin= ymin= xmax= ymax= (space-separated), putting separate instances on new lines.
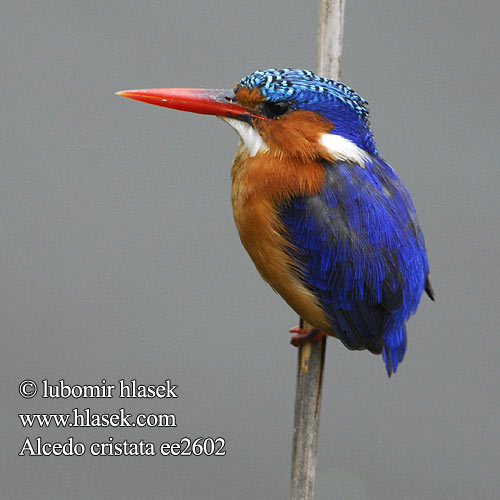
xmin=117 ymin=68 xmax=434 ymax=376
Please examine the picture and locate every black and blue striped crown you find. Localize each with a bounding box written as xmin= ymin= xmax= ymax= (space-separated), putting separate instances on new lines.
xmin=237 ymin=69 xmax=368 ymax=119
xmin=236 ymin=69 xmax=377 ymax=155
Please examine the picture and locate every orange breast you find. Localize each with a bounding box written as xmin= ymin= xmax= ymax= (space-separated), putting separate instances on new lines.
xmin=231 ymin=147 xmax=335 ymax=334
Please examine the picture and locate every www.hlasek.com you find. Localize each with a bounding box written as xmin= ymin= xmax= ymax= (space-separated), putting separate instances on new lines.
xmin=19 ymin=408 xmax=176 ymax=428
xmin=18 ymin=378 xmax=226 ymax=457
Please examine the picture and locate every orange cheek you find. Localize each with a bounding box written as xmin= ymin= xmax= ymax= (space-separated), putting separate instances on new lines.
xmin=256 ymin=110 xmax=334 ymax=159
xmin=234 ymin=87 xmax=265 ymax=108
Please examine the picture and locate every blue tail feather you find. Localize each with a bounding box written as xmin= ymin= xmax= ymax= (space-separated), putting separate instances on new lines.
xmin=382 ymin=326 xmax=407 ymax=376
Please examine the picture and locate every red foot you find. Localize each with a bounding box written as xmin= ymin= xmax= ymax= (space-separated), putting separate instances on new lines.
xmin=289 ymin=326 xmax=326 ymax=347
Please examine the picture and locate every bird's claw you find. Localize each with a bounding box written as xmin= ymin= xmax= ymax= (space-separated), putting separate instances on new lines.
xmin=289 ymin=326 xmax=325 ymax=346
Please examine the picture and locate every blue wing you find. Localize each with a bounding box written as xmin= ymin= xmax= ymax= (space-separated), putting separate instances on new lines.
xmin=278 ymin=157 xmax=431 ymax=375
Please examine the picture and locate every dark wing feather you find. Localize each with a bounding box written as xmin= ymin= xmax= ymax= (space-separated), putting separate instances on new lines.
xmin=278 ymin=158 xmax=430 ymax=371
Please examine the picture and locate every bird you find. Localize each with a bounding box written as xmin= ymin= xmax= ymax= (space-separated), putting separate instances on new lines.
xmin=116 ymin=68 xmax=434 ymax=376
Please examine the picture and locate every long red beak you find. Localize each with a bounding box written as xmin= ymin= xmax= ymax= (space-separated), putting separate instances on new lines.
xmin=115 ymin=88 xmax=265 ymax=121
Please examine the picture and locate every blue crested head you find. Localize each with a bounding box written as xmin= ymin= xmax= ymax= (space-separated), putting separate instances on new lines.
xmin=236 ymin=68 xmax=378 ymax=156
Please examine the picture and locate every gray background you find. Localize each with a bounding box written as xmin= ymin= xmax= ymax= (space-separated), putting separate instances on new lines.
xmin=2 ymin=1 xmax=499 ymax=499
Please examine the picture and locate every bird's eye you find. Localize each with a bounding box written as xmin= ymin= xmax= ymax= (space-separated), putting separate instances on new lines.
xmin=261 ymin=100 xmax=290 ymax=119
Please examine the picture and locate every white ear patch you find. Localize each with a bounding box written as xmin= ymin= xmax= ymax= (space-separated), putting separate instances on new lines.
xmin=319 ymin=133 xmax=370 ymax=167
xmin=220 ymin=117 xmax=269 ymax=157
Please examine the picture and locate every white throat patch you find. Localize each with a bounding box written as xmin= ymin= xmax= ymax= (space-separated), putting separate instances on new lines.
xmin=220 ymin=117 xmax=269 ymax=157
xmin=319 ymin=133 xmax=370 ymax=167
